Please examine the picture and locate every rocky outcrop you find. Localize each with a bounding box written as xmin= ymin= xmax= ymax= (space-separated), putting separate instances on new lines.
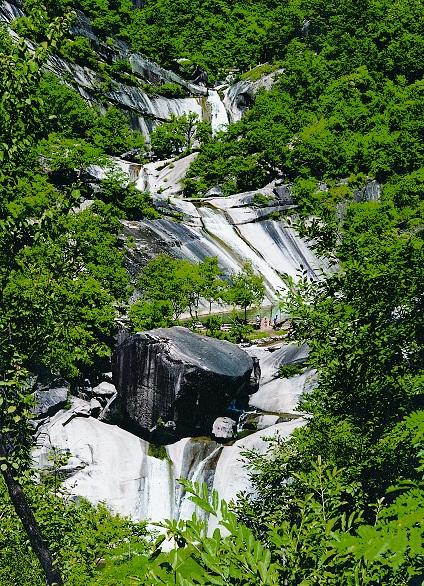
xmin=33 ymin=387 xmax=68 ymax=419
xmin=112 ymin=327 xmax=258 ymax=441
xmin=223 ymin=68 xmax=284 ymax=123
xmin=0 ymin=2 xmax=211 ymax=140
xmin=91 ymin=381 xmax=116 ymax=398
xmin=136 ymin=153 xmax=199 ymax=196
xmin=354 ymin=180 xmax=381 ymax=202
xmin=31 ymin=340 xmax=310 ymax=525
xmin=212 ymin=417 xmax=236 ymax=441
xmin=120 ymin=184 xmax=324 ymax=304
xmin=246 ymin=343 xmax=316 ymax=414
xmin=209 ymin=418 xmax=307 ymax=533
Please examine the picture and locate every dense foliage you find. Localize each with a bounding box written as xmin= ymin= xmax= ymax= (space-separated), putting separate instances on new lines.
xmin=0 ymin=14 xmax=152 ymax=383
xmin=130 ymin=256 xmax=265 ymax=342
xmin=182 ymin=0 xmax=423 ymax=199
xmin=150 ymin=113 xmax=211 ymax=160
xmin=0 ymin=455 xmax=147 ymax=586
xmin=91 ymin=457 xmax=423 ymax=585
xmin=0 ymin=13 xmax=150 ymax=585
xmin=1 ymin=0 xmax=423 ymax=583
xmin=20 ymin=0 xmax=288 ymax=80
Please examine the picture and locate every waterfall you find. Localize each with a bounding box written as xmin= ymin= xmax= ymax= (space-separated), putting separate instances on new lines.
xmin=142 ymin=455 xmax=174 ymax=522
xmin=178 ymin=446 xmax=223 ymax=521
xmin=206 ymin=90 xmax=229 ymax=135
xmin=197 ymin=206 xmax=289 ymax=299
xmin=0 ymin=0 xmax=23 ymax=20
xmin=121 ymin=189 xmax=325 ymax=305
xmin=34 ymin=392 xmax=309 ymax=525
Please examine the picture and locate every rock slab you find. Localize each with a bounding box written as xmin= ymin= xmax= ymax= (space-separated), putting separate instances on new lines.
xmin=33 ymin=387 xmax=68 ymax=419
xmin=112 ymin=326 xmax=258 ymax=441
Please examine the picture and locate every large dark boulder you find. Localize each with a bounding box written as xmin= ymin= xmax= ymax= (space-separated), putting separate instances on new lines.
xmin=112 ymin=327 xmax=259 ymax=441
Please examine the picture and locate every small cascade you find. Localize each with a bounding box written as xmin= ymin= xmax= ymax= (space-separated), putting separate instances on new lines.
xmin=149 ymin=96 xmax=203 ymax=122
xmin=197 ymin=206 xmax=287 ymax=299
xmin=142 ymin=455 xmax=174 ymax=522
xmin=206 ymin=90 xmax=229 ymax=135
xmin=178 ymin=445 xmax=223 ymax=521
xmin=120 ymin=184 xmax=325 ymax=305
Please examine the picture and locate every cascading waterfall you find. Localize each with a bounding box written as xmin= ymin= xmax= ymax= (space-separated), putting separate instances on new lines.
xmin=121 ymin=191 xmax=325 ymax=306
xmin=197 ymin=206 xmax=287 ymax=295
xmin=178 ymin=446 xmax=223 ymax=521
xmin=34 ymin=407 xmax=307 ymax=525
xmin=206 ymin=90 xmax=230 ymax=135
xmin=2 ymin=0 xmax=322 ymax=526
xmin=142 ymin=456 xmax=175 ymax=522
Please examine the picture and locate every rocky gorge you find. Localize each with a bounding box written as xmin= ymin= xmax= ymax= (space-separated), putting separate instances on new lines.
xmin=3 ymin=0 xmax=318 ymax=528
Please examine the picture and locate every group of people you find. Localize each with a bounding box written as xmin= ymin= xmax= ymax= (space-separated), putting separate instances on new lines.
xmin=254 ymin=314 xmax=279 ymax=330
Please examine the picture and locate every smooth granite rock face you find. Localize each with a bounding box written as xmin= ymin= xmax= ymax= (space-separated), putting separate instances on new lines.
xmin=91 ymin=381 xmax=117 ymax=397
xmin=112 ymin=326 xmax=258 ymax=441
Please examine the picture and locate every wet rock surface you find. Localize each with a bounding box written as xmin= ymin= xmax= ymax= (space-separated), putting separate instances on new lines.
xmin=112 ymin=326 xmax=258 ymax=441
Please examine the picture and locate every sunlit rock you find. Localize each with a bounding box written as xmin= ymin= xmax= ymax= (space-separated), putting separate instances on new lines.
xmin=212 ymin=417 xmax=236 ymax=440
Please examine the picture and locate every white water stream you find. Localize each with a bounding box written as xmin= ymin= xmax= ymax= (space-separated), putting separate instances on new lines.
xmin=0 ymin=0 xmax=323 ymax=528
xmin=206 ymin=90 xmax=229 ymax=135
xmin=34 ymin=409 xmax=306 ymax=524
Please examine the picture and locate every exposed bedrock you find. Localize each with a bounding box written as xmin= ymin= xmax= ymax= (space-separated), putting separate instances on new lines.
xmin=33 ymin=410 xmax=306 ymax=523
xmin=112 ymin=326 xmax=259 ymax=441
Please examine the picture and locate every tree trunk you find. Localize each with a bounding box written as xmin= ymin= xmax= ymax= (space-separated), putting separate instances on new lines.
xmin=0 ymin=438 xmax=63 ymax=586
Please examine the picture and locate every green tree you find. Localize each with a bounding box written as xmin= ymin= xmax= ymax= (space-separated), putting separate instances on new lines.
xmin=0 ymin=11 xmax=134 ymax=584
xmin=226 ymin=261 xmax=265 ymax=322
xmin=129 ymin=299 xmax=174 ymax=331
xmin=134 ymin=255 xmax=225 ymax=323
xmin=150 ymin=113 xmax=208 ymax=159
xmin=38 ymin=134 xmax=105 ymax=181
xmin=88 ymin=107 xmax=145 ymax=155
xmin=136 ymin=254 xmax=190 ymax=320
xmin=98 ymin=170 xmax=159 ymax=220
xmin=0 ymin=10 xmax=77 ymax=584
xmin=199 ymin=256 xmax=224 ymax=313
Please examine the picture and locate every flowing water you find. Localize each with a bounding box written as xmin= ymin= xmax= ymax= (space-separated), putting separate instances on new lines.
xmin=0 ymin=0 xmax=321 ymax=526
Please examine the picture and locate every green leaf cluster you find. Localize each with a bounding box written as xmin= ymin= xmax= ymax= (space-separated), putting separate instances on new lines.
xmin=129 ymin=256 xmax=265 ymax=330
xmin=150 ymin=114 xmax=211 ymax=160
xmin=0 ymin=462 xmax=147 ymax=586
